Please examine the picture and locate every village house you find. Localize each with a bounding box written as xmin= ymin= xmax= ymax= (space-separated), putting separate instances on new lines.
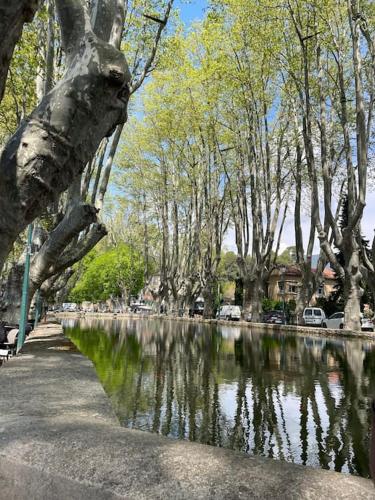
xmin=267 ymin=265 xmax=337 ymax=304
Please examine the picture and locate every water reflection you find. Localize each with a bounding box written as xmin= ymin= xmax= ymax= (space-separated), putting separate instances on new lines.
xmin=63 ymin=317 xmax=375 ymax=477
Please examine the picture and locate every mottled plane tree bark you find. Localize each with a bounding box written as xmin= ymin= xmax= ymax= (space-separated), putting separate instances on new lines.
xmin=0 ymin=0 xmax=131 ymax=272
xmin=0 ymin=201 xmax=105 ymax=323
xmin=41 ymin=268 xmax=75 ymax=305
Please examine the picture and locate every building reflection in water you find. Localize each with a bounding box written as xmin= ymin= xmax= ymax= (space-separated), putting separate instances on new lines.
xmin=63 ymin=318 xmax=375 ymax=478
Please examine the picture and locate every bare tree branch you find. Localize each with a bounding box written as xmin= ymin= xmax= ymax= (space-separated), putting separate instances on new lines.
xmin=97 ymin=124 xmax=123 ymax=211
xmin=53 ymin=223 xmax=107 ymax=274
xmin=30 ymin=203 xmax=98 ymax=284
xmin=55 ymin=0 xmax=87 ymax=62
xmin=130 ymin=0 xmax=174 ymax=94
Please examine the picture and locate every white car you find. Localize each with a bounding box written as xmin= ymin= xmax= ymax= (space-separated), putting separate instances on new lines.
xmin=218 ymin=305 xmax=241 ymax=321
xmin=62 ymin=302 xmax=78 ymax=312
xmin=322 ymin=312 xmax=345 ymax=329
xmin=303 ymin=307 xmax=326 ymax=326
xmin=361 ymin=314 xmax=374 ymax=332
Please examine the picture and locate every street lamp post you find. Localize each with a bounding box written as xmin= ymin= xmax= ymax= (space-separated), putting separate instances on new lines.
xmin=17 ymin=224 xmax=34 ymax=353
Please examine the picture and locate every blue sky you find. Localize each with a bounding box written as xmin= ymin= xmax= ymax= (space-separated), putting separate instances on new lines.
xmin=175 ymin=0 xmax=208 ymax=24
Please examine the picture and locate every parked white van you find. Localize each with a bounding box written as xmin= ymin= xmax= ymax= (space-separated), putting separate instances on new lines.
xmin=218 ymin=305 xmax=241 ymax=321
xmin=303 ymin=307 xmax=326 ymax=326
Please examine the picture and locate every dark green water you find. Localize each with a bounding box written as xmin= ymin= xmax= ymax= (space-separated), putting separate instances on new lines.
xmin=63 ymin=317 xmax=375 ymax=477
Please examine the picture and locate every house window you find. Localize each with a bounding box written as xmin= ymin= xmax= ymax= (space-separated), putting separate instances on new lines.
xmin=289 ymin=284 xmax=298 ymax=294
xmin=278 ymin=281 xmax=285 ymax=293
xmin=316 ymin=284 xmax=324 ymax=297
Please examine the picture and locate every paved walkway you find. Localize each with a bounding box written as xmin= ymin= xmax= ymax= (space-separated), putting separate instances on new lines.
xmin=0 ymin=324 xmax=374 ymax=499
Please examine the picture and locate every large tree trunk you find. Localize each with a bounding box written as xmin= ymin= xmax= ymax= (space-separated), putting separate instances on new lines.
xmin=0 ymin=0 xmax=130 ymax=272
xmin=0 ymin=205 xmax=106 ymax=322
xmin=0 ymin=0 xmax=39 ymax=102
xmin=0 ymin=224 xmax=47 ymax=323
xmin=0 ymin=263 xmax=25 ymax=323
xmin=366 ymin=270 xmax=375 ymax=313
xmin=42 ymin=269 xmax=74 ymax=304
xmin=183 ymin=278 xmax=200 ymax=317
xmin=343 ymin=246 xmax=363 ymax=331
xmin=295 ymin=275 xmax=314 ymax=324
xmin=202 ymin=277 xmax=216 ymax=319
xmin=295 ymin=287 xmax=307 ymax=325
xmin=243 ymin=274 xmax=263 ymax=323
xmin=295 ymin=262 xmax=317 ymax=324
xmin=234 ymin=278 xmax=243 ymax=306
xmin=242 ymin=279 xmax=251 ymax=318
xmin=293 ymin=137 xmax=317 ymax=324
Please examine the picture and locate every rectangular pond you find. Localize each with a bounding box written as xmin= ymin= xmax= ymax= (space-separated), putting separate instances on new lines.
xmin=63 ymin=317 xmax=375 ymax=478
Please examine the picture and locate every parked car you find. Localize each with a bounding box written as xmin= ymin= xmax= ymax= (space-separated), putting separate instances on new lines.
xmin=62 ymin=302 xmax=78 ymax=312
xmin=322 ymin=312 xmax=345 ymax=329
xmin=245 ymin=312 xmax=252 ymax=322
xmin=130 ymin=303 xmax=153 ymax=314
xmin=263 ymin=310 xmax=287 ymax=325
xmin=193 ymin=300 xmax=204 ymax=316
xmin=361 ymin=314 xmax=374 ymax=332
xmin=303 ymin=307 xmax=326 ymax=327
xmin=218 ymin=305 xmax=241 ymax=321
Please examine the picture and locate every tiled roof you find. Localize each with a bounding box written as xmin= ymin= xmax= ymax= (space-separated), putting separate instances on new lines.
xmin=310 ymin=267 xmax=336 ymax=279
xmin=271 ymin=265 xmax=302 ymax=277
xmin=274 ymin=265 xmax=336 ymax=279
xmin=284 ymin=265 xmax=302 ymax=276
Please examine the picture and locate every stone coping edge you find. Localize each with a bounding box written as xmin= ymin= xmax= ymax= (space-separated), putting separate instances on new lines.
xmin=1 ymin=323 xmax=373 ymax=499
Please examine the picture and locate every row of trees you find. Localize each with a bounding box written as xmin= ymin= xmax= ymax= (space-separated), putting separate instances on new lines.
xmin=112 ymin=0 xmax=375 ymax=330
xmin=0 ymin=0 xmax=374 ymax=332
xmin=0 ymin=0 xmax=174 ymax=323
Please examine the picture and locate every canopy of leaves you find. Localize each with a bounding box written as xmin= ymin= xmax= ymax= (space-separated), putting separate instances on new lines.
xmin=69 ymin=244 xmax=144 ymax=302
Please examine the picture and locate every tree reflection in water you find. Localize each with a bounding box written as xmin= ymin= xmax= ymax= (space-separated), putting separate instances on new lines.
xmin=64 ymin=318 xmax=375 ymax=478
